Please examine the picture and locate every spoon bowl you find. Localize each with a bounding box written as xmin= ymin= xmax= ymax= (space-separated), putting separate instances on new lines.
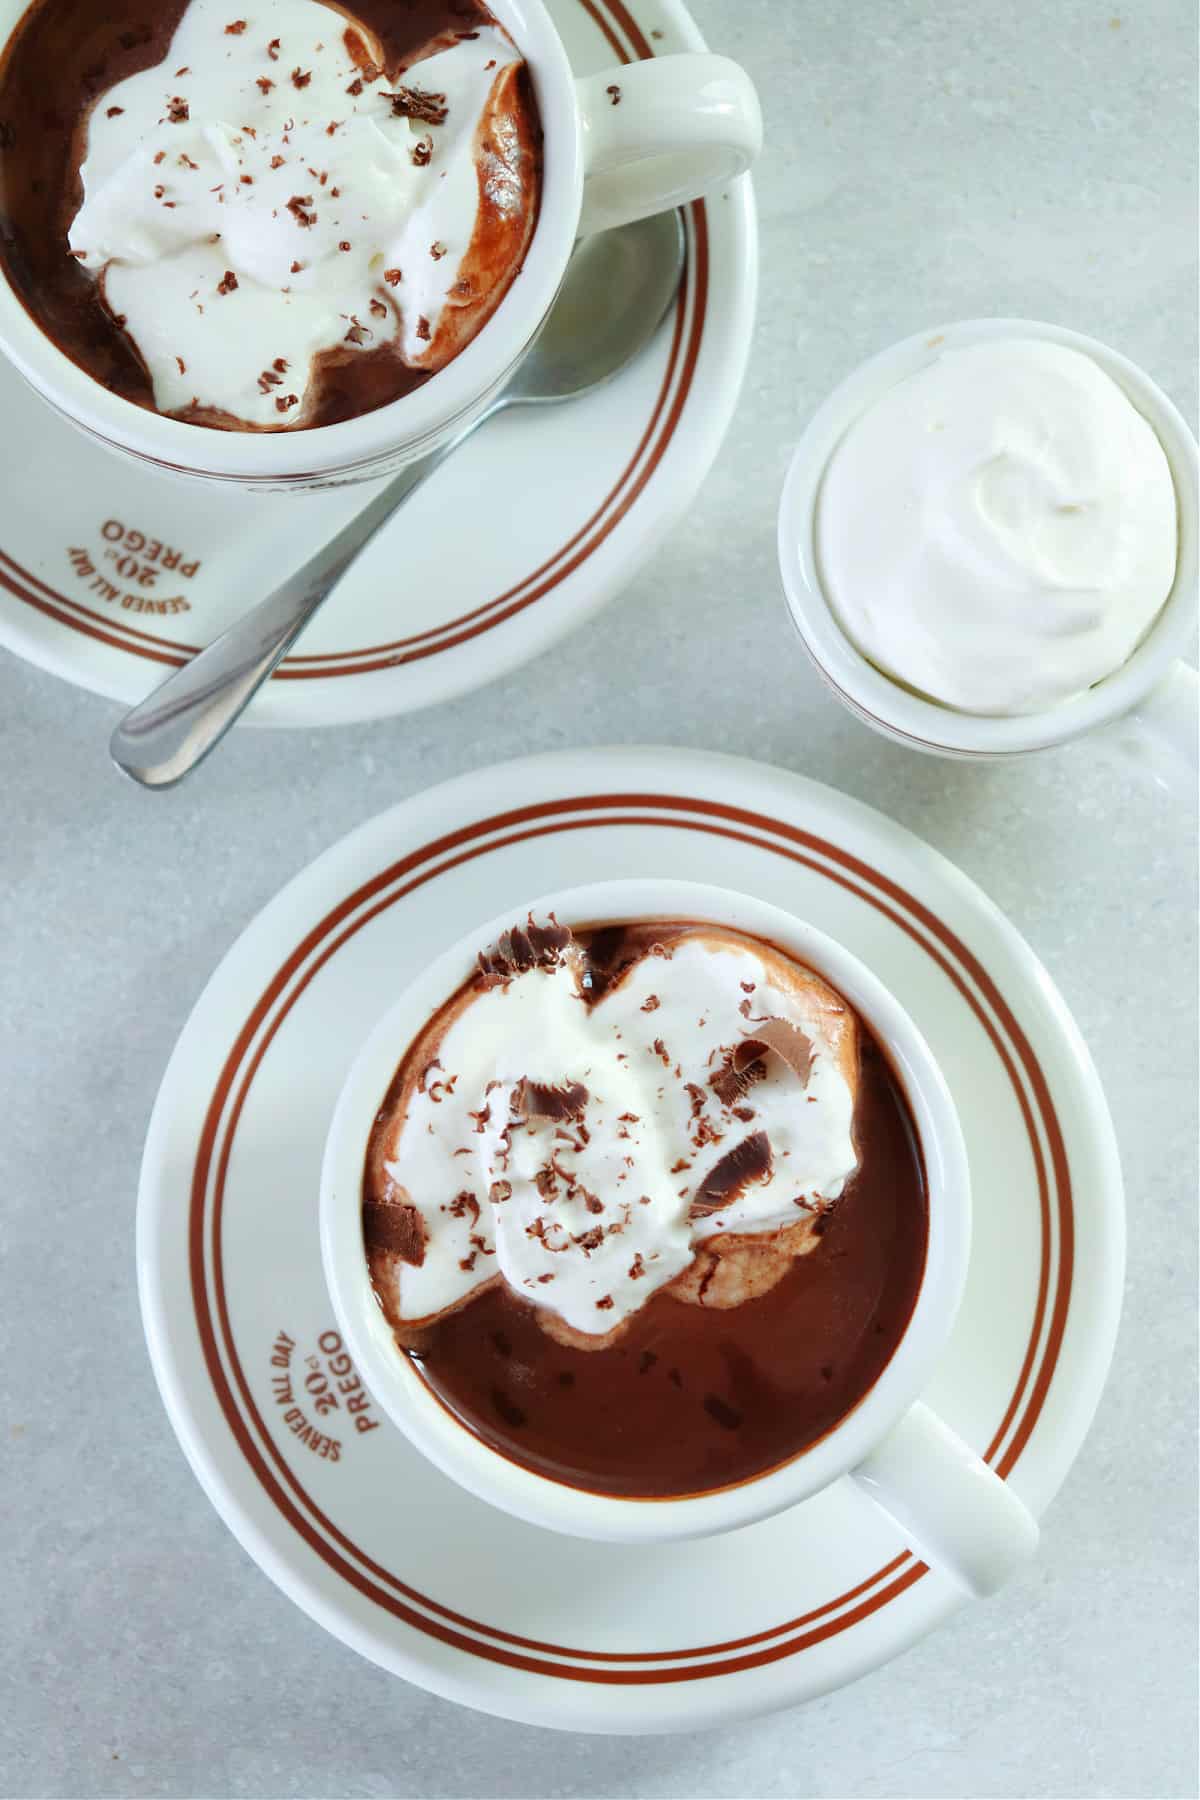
xmin=508 ymin=210 xmax=686 ymax=405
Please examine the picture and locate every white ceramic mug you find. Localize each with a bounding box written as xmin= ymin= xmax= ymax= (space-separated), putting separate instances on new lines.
xmin=778 ymin=318 xmax=1199 ymax=787
xmin=0 ymin=0 xmax=761 ymax=489
xmin=320 ymin=877 xmax=1039 ymax=1598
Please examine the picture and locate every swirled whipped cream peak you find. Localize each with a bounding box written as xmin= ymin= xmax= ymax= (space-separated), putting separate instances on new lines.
xmin=363 ymin=918 xmax=862 ymax=1348
xmin=66 ymin=0 xmax=541 ymax=429
xmin=814 ymin=339 xmax=1179 ymax=715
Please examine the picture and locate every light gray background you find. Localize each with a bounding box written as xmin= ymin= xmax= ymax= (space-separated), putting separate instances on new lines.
xmin=2 ymin=2 xmax=1196 ymax=1796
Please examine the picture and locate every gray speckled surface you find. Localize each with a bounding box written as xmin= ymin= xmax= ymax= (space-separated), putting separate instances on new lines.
xmin=1 ymin=1 xmax=1197 ymax=1796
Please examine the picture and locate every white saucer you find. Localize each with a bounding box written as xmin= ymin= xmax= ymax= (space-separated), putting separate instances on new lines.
xmin=0 ymin=0 xmax=753 ymax=728
xmin=137 ymin=747 xmax=1124 ymax=1734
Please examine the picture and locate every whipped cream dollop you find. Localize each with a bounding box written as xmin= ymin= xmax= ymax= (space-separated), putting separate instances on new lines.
xmin=815 ymin=340 xmax=1179 ymax=715
xmin=68 ymin=0 xmax=531 ymax=427
xmin=366 ymin=923 xmax=859 ymax=1342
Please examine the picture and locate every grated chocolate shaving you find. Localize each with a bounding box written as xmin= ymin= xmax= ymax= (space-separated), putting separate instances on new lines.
xmin=225 ymin=19 xmax=247 ymax=33
xmin=166 ymin=96 xmax=189 ymax=123
xmin=287 ymin=194 xmax=316 ymax=227
xmin=291 ymin=66 xmax=312 ymax=88
xmin=384 ymin=86 xmax=448 ymax=125
xmin=448 ymin=1190 xmax=481 ymax=1225
xmin=509 ymin=1078 xmax=589 ymax=1124
xmin=526 ymin=1217 xmax=569 ymax=1253
xmin=216 ymin=269 xmax=238 ymax=294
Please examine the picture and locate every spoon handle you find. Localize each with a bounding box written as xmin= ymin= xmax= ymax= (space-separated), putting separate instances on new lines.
xmin=109 ymin=442 xmax=455 ymax=789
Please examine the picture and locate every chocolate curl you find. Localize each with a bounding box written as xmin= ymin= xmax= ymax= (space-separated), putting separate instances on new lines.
xmin=750 ymin=1017 xmax=816 ymax=1086
xmin=362 ymin=1196 xmax=426 ymax=1266
xmin=477 ymin=915 xmax=574 ymax=984
xmin=710 ymin=1018 xmax=815 ymax=1105
xmin=709 ymin=1042 xmax=767 ymax=1106
xmin=509 ymin=1078 xmax=589 ymax=1123
xmin=689 ymin=1132 xmax=773 ymax=1220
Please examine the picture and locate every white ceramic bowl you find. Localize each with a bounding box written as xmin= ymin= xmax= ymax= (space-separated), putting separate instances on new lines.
xmin=320 ymin=877 xmax=1037 ymax=1593
xmin=778 ymin=317 xmax=1199 ymax=761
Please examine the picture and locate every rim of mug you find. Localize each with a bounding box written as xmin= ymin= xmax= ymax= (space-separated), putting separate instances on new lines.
xmin=319 ymin=877 xmax=972 ymax=1544
xmin=0 ymin=0 xmax=581 ymax=484
xmin=777 ymin=316 xmax=1200 ymax=758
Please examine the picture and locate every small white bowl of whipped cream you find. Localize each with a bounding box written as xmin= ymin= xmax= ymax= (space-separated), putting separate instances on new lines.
xmin=778 ymin=319 xmax=1197 ymax=771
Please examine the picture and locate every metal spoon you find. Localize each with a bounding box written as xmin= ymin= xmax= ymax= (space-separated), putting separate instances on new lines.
xmin=111 ymin=210 xmax=686 ymax=788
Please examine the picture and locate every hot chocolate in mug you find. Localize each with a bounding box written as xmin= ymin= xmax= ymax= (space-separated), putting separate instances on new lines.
xmin=321 ymin=877 xmax=1039 ymax=1599
xmin=0 ymin=0 xmax=761 ymax=488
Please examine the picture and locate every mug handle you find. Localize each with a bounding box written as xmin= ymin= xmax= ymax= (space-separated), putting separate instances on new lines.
xmin=851 ymin=1402 xmax=1040 ymax=1598
xmin=575 ymin=56 xmax=762 ymax=237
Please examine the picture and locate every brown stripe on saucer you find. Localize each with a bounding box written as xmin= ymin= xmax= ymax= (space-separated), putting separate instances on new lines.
xmin=185 ymin=786 xmax=1072 ymax=1682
